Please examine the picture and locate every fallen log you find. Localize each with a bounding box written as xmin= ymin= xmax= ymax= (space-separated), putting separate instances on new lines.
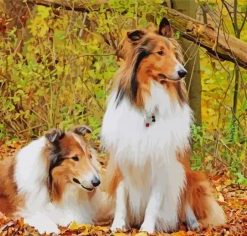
xmin=26 ymin=0 xmax=247 ymax=68
xmin=165 ymin=7 xmax=247 ymax=68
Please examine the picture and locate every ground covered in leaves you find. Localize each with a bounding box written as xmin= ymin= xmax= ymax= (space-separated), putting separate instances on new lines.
xmin=0 ymin=141 xmax=246 ymax=236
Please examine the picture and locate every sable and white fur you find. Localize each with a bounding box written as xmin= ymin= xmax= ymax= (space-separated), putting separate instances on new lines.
xmin=0 ymin=126 xmax=111 ymax=233
xmin=103 ymin=84 xmax=191 ymax=232
xmin=101 ymin=18 xmax=225 ymax=233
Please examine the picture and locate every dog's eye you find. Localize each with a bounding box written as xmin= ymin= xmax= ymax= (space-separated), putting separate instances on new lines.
xmin=157 ymin=50 xmax=165 ymax=56
xmin=89 ymin=154 xmax=93 ymax=159
xmin=72 ymin=156 xmax=79 ymax=161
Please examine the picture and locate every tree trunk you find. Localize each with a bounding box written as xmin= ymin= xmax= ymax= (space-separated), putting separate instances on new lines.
xmin=172 ymin=0 xmax=202 ymax=124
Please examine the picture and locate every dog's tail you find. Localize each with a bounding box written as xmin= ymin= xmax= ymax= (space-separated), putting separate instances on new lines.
xmin=186 ymin=171 xmax=226 ymax=228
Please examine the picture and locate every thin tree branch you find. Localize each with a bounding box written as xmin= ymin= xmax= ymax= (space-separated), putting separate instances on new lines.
xmin=221 ymin=0 xmax=235 ymax=31
xmin=239 ymin=9 xmax=247 ymax=32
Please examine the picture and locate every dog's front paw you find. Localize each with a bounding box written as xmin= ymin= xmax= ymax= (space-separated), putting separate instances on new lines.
xmin=185 ymin=206 xmax=201 ymax=232
xmin=111 ymin=218 xmax=128 ymax=232
xmin=140 ymin=222 xmax=155 ymax=234
xmin=187 ymin=218 xmax=201 ymax=232
xmin=25 ymin=212 xmax=59 ymax=234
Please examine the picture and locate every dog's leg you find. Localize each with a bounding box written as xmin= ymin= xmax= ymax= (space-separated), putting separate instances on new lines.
xmin=185 ymin=204 xmax=200 ymax=231
xmin=160 ymin=160 xmax=186 ymax=232
xmin=24 ymin=211 xmax=59 ymax=234
xmin=140 ymin=188 xmax=162 ymax=233
xmin=111 ymin=181 xmax=128 ymax=232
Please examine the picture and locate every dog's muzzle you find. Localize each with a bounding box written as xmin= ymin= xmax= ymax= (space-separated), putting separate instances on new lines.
xmin=72 ymin=177 xmax=100 ymax=191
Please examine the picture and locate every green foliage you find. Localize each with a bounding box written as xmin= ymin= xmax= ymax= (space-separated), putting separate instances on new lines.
xmin=0 ymin=0 xmax=246 ymax=181
xmin=191 ymin=124 xmax=247 ymax=185
xmin=0 ymin=1 xmax=165 ymax=139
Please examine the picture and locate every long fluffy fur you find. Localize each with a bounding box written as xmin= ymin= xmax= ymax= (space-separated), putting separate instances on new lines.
xmin=0 ymin=129 xmax=112 ymax=233
xmin=102 ymin=18 xmax=225 ymax=233
xmin=183 ymin=171 xmax=226 ymax=228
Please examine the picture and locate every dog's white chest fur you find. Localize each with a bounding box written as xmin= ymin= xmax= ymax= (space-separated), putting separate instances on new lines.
xmin=102 ymin=82 xmax=192 ymax=165
xmin=101 ymin=82 xmax=193 ymax=230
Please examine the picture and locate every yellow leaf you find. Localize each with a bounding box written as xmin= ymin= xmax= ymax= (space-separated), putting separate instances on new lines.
xmin=93 ymin=226 xmax=109 ymax=232
xmin=156 ymin=233 xmax=170 ymax=236
xmin=113 ymin=233 xmax=128 ymax=236
xmin=216 ymin=185 xmax=222 ymax=192
xmin=171 ymin=231 xmax=187 ymax=236
xmin=217 ymin=192 xmax=225 ymax=203
xmin=68 ymin=221 xmax=79 ymax=230
xmin=239 ymin=149 xmax=246 ymax=161
xmin=204 ymin=155 xmax=213 ymax=163
xmin=68 ymin=221 xmax=91 ymax=231
xmin=134 ymin=232 xmax=148 ymax=236
xmin=224 ymin=178 xmax=233 ymax=186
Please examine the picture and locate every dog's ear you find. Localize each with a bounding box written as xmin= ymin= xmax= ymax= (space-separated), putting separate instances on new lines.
xmin=127 ymin=30 xmax=146 ymax=42
xmin=45 ymin=129 xmax=64 ymax=143
xmin=72 ymin=125 xmax=92 ymax=136
xmin=159 ymin=17 xmax=173 ymax=38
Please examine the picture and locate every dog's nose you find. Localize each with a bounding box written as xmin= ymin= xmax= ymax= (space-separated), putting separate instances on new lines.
xmin=178 ymin=69 xmax=187 ymax=78
xmin=91 ymin=176 xmax=101 ymax=187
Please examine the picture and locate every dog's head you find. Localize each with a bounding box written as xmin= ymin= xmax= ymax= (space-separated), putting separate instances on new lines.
xmin=116 ymin=18 xmax=187 ymax=107
xmin=45 ymin=126 xmax=100 ymax=201
xmin=116 ymin=17 xmax=187 ymax=107
xmin=127 ymin=17 xmax=186 ymax=80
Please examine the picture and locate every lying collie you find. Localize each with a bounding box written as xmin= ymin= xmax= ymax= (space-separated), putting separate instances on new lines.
xmin=0 ymin=126 xmax=110 ymax=233
xmin=101 ymin=17 xmax=225 ymax=233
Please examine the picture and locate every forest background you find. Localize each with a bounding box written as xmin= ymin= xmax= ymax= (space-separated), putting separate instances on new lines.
xmin=0 ymin=0 xmax=246 ymax=185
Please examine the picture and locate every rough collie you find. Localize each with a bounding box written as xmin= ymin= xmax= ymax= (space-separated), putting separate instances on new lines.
xmin=0 ymin=126 xmax=111 ymax=233
xmin=101 ymin=18 xmax=225 ymax=233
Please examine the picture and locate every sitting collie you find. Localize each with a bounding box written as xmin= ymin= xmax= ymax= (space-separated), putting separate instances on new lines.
xmin=101 ymin=17 xmax=225 ymax=233
xmin=0 ymin=126 xmax=111 ymax=233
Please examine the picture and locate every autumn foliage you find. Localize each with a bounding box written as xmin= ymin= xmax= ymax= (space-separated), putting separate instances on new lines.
xmin=0 ymin=0 xmax=246 ymax=235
